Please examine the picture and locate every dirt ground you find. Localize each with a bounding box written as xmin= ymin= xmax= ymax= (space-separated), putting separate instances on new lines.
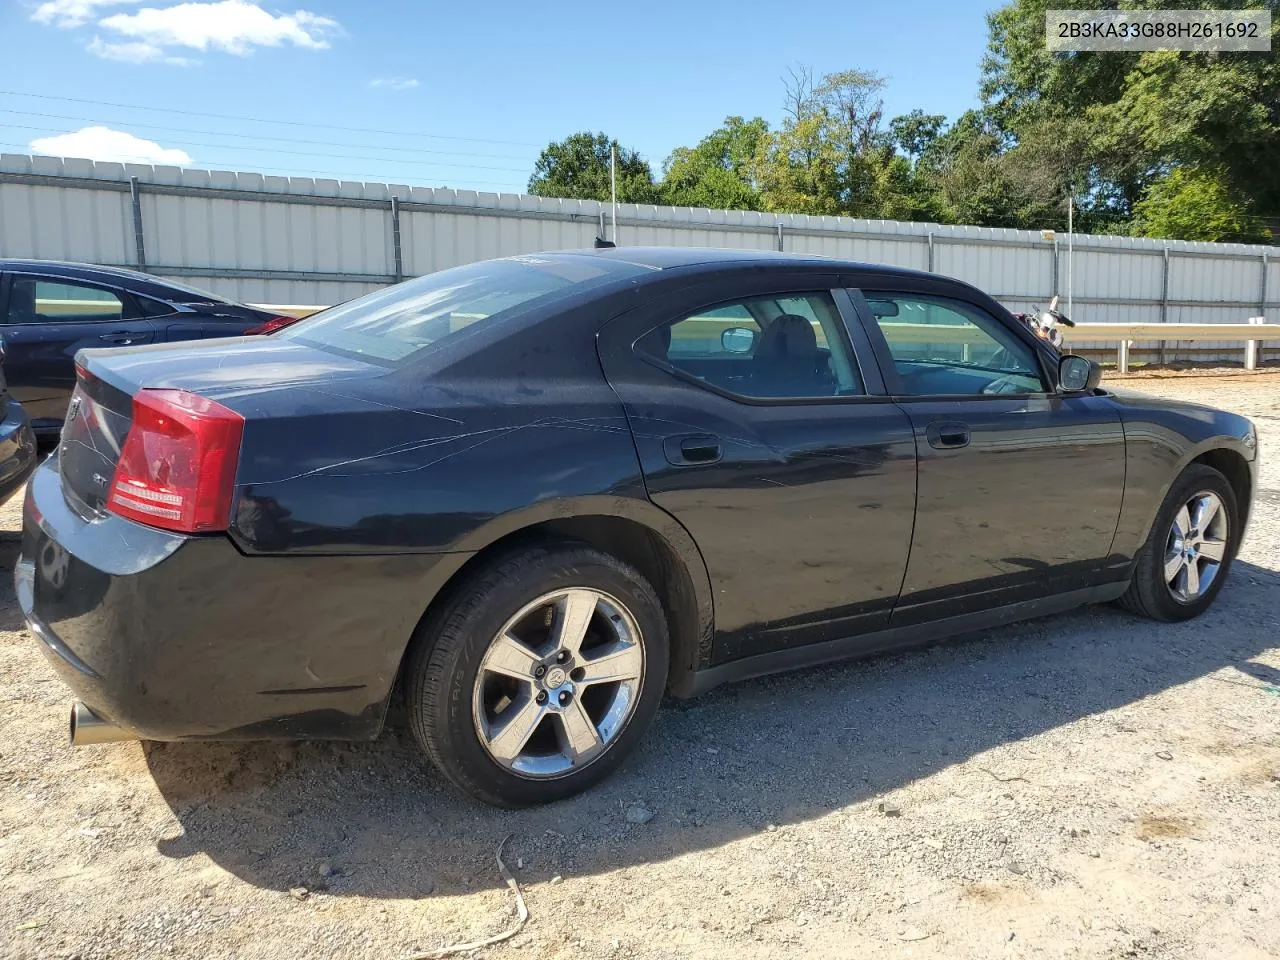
xmin=2 ymin=371 xmax=1280 ymax=960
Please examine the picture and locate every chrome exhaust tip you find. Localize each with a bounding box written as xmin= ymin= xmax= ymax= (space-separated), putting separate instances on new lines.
xmin=69 ymin=702 xmax=134 ymax=746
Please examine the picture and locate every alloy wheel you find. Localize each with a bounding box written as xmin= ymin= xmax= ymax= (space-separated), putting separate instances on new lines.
xmin=471 ymin=588 xmax=645 ymax=778
xmin=1163 ymin=490 xmax=1229 ymax=603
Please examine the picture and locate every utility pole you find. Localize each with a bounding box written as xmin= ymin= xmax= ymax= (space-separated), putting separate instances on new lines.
xmin=610 ymin=144 xmax=618 ymax=245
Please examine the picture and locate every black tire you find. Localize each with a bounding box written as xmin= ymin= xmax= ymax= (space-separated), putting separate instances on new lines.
xmin=404 ymin=543 xmax=669 ymax=808
xmin=1117 ymin=463 xmax=1239 ymax=622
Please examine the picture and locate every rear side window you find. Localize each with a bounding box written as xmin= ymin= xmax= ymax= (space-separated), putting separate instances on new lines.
xmin=7 ymin=277 xmax=125 ymax=324
xmin=638 ymin=291 xmax=863 ymax=399
xmin=281 ymin=256 xmax=635 ymax=364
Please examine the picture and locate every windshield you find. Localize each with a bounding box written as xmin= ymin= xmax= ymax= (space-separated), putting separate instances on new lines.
xmin=279 ymin=255 xmax=626 ymax=364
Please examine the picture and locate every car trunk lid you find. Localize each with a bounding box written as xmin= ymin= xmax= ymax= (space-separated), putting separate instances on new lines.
xmin=58 ymin=338 xmax=384 ymax=517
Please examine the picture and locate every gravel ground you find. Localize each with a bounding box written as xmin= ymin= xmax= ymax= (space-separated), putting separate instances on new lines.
xmin=2 ymin=371 xmax=1280 ymax=960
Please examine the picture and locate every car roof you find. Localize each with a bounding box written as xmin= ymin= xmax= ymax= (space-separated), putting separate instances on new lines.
xmin=553 ymin=246 xmax=932 ymax=281
xmin=0 ymin=259 xmax=235 ymax=304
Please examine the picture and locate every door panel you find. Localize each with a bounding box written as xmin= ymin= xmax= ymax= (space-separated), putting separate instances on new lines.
xmin=598 ymin=276 xmax=918 ymax=665
xmin=850 ymin=288 xmax=1128 ymax=623
xmin=891 ymin=395 xmax=1126 ymax=624
xmin=0 ymin=275 xmax=156 ymax=428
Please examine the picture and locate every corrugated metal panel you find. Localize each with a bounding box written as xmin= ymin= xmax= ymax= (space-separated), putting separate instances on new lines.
xmin=3 ymin=153 xmax=1278 ymax=364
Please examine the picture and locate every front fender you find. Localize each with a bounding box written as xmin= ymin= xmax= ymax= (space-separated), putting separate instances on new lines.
xmin=1109 ymin=391 xmax=1256 ymax=559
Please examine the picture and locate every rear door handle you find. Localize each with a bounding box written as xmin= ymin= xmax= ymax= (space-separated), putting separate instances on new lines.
xmin=926 ymin=421 xmax=970 ymax=449
xmin=98 ymin=334 xmax=136 ymax=345
xmin=663 ymin=435 xmax=723 ymax=465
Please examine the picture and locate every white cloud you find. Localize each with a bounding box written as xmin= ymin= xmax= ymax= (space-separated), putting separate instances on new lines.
xmin=30 ymin=126 xmax=193 ymax=166
xmin=98 ymin=1 xmax=340 ymax=56
xmin=88 ymin=34 xmax=195 ymax=64
xmin=369 ymin=77 xmax=420 ymax=91
xmin=31 ymin=0 xmax=141 ymax=28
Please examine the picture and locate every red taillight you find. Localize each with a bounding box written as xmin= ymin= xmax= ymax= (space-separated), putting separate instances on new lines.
xmin=107 ymin=389 xmax=244 ymax=533
xmin=245 ymin=315 xmax=299 ymax=336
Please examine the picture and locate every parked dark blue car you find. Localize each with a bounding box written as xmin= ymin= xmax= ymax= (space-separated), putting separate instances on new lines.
xmin=0 ymin=261 xmax=293 ymax=438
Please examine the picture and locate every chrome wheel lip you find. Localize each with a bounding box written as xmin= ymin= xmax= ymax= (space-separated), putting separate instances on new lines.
xmin=471 ymin=587 xmax=645 ymax=780
xmin=1164 ymin=489 xmax=1229 ymax=604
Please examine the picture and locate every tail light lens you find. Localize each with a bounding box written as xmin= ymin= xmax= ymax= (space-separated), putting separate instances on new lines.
xmin=245 ymin=315 xmax=299 ymax=336
xmin=107 ymin=389 xmax=244 ymax=533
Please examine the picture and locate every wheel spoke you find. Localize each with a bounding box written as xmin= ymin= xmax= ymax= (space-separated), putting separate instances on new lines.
xmin=557 ymin=698 xmax=603 ymax=762
xmin=1163 ymin=550 xmax=1185 ymax=583
xmin=1191 ymin=494 xmax=1220 ymax=533
xmin=482 ymin=633 xmax=542 ymax=682
xmin=486 ymin=696 xmax=545 ymax=763
xmin=554 ymin=590 xmax=598 ymax=656
xmin=1172 ymin=504 xmax=1191 ymax=540
xmin=577 ymin=641 xmax=644 ymax=686
xmin=1184 ymin=557 xmax=1201 ymax=598
xmin=1199 ymin=538 xmax=1227 ymax=562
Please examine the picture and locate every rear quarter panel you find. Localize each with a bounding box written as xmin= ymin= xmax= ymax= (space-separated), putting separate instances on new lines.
xmin=225 ymin=298 xmax=656 ymax=556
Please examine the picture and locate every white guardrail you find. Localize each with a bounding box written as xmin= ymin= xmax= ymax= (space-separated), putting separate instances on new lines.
xmin=251 ymin=306 xmax=1278 ymax=375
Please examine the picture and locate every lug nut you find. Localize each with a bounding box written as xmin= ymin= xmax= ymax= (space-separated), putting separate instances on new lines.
xmin=556 ymin=650 xmax=570 ymax=664
xmin=536 ymin=691 xmax=548 ymax=705
xmin=534 ymin=665 xmax=546 ymax=678
xmin=558 ymin=691 xmax=571 ymax=705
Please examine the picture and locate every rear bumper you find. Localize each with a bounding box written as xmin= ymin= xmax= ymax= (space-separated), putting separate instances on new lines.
xmin=0 ymin=400 xmax=37 ymax=505
xmin=18 ymin=455 xmax=467 ymax=741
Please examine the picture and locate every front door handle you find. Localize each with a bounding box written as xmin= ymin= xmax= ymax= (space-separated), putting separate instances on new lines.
xmin=663 ymin=434 xmax=723 ymax=466
xmin=926 ymin=421 xmax=970 ymax=449
xmin=98 ymin=334 xmax=136 ymax=345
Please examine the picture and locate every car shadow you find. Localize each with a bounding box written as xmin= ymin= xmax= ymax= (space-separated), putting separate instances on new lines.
xmin=124 ymin=559 xmax=1278 ymax=899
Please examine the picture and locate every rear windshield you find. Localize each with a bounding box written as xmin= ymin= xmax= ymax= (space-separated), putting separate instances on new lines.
xmin=279 ymin=255 xmax=630 ymax=364
xmin=151 ymin=276 xmax=239 ymax=304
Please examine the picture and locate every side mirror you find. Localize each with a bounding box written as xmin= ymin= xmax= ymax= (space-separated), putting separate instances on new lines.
xmin=1059 ymin=354 xmax=1101 ymax=392
xmin=721 ymin=327 xmax=757 ymax=354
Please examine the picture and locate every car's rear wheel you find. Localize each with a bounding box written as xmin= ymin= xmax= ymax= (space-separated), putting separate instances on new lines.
xmin=1117 ymin=463 xmax=1239 ymax=622
xmin=404 ymin=544 xmax=669 ymax=807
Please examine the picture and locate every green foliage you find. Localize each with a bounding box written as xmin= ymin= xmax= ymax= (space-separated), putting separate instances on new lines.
xmin=528 ymin=132 xmax=659 ymax=203
xmin=527 ymin=3 xmax=1280 ymax=239
xmin=660 ymin=117 xmax=768 ymax=210
xmin=1131 ymin=166 xmax=1271 ymax=243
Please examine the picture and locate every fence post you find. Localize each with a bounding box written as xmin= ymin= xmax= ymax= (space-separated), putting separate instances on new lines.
xmin=1118 ymin=339 xmax=1131 ymax=374
xmin=776 ymin=223 xmax=784 ymax=252
xmin=1246 ymin=316 xmax=1265 ymax=370
xmin=129 ymin=176 xmax=147 ymax=271
xmin=1158 ymin=245 xmax=1170 ymax=366
xmin=927 ymin=232 xmax=935 ymax=272
xmin=1260 ymin=252 xmax=1269 ymax=367
xmin=390 ymin=196 xmax=404 ymax=282
xmin=1051 ymin=239 xmax=1059 ymax=300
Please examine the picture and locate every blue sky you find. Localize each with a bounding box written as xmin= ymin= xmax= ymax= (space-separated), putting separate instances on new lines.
xmin=1 ymin=0 xmax=998 ymax=193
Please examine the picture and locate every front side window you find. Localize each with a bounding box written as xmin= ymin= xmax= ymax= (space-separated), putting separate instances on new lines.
xmin=7 ymin=277 xmax=125 ymax=324
xmin=638 ymin=291 xmax=862 ymax=399
xmin=862 ymin=293 xmax=1044 ymax=396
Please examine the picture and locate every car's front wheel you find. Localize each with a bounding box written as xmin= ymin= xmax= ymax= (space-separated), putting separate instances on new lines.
xmin=404 ymin=544 xmax=669 ymax=807
xmin=1118 ymin=463 xmax=1240 ymax=621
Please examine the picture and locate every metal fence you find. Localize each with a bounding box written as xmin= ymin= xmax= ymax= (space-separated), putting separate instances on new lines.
xmin=3 ymin=152 xmax=1278 ymax=362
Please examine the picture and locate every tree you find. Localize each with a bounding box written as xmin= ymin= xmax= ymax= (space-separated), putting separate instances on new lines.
xmin=890 ymin=110 xmax=947 ymax=161
xmin=660 ymin=116 xmax=768 ymax=210
xmin=754 ymin=66 xmax=898 ymax=218
xmin=528 ymin=132 xmax=659 ymax=203
xmin=1131 ymin=166 xmax=1271 ymax=243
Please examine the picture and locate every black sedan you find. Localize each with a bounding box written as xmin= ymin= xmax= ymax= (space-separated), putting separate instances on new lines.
xmin=0 ymin=260 xmax=294 ymax=437
xmin=18 ymin=248 xmax=1256 ymax=807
